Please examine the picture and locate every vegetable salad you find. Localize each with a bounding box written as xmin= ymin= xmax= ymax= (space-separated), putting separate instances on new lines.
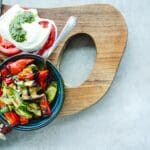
xmin=0 ymin=58 xmax=57 ymax=126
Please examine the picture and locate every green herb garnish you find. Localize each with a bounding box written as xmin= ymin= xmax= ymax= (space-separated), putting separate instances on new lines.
xmin=9 ymin=11 xmax=35 ymax=42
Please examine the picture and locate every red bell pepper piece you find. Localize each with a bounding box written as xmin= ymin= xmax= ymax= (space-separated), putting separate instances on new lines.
xmin=4 ymin=112 xmax=20 ymax=126
xmin=40 ymin=96 xmax=51 ymax=116
xmin=7 ymin=58 xmax=34 ymax=74
xmin=38 ymin=70 xmax=49 ymax=89
xmin=20 ymin=116 xmax=29 ymax=125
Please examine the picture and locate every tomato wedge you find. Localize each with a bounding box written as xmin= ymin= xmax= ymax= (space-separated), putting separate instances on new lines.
xmin=40 ymin=96 xmax=51 ymax=116
xmin=4 ymin=112 xmax=20 ymax=126
xmin=20 ymin=116 xmax=29 ymax=125
xmin=0 ymin=35 xmax=21 ymax=56
xmin=7 ymin=58 xmax=34 ymax=74
xmin=1 ymin=40 xmax=15 ymax=48
xmin=38 ymin=24 xmax=56 ymax=55
xmin=0 ymin=46 xmax=21 ymax=56
xmin=38 ymin=70 xmax=49 ymax=89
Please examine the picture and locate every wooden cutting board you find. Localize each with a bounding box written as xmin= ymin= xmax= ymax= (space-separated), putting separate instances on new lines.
xmin=1 ymin=4 xmax=128 ymax=117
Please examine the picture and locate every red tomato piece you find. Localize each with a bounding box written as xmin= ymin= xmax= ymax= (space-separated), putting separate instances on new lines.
xmin=44 ymin=25 xmax=56 ymax=50
xmin=0 ymin=35 xmax=21 ymax=56
xmin=38 ymin=70 xmax=49 ymax=89
xmin=7 ymin=58 xmax=34 ymax=75
xmin=40 ymin=96 xmax=51 ymax=116
xmin=4 ymin=112 xmax=20 ymax=126
xmin=20 ymin=116 xmax=29 ymax=125
xmin=38 ymin=25 xmax=56 ymax=55
xmin=6 ymin=61 xmax=13 ymax=67
xmin=0 ymin=46 xmax=21 ymax=56
xmin=1 ymin=40 xmax=15 ymax=49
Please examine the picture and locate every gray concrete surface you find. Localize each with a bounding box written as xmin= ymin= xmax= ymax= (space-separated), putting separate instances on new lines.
xmin=0 ymin=0 xmax=150 ymax=150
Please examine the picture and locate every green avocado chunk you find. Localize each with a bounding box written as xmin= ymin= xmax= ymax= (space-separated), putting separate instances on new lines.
xmin=15 ymin=102 xmax=32 ymax=119
xmin=15 ymin=109 xmax=32 ymax=119
xmin=27 ymin=103 xmax=41 ymax=117
xmin=45 ymin=81 xmax=57 ymax=103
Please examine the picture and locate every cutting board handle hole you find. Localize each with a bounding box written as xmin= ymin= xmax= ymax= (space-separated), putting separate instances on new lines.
xmin=59 ymin=33 xmax=96 ymax=87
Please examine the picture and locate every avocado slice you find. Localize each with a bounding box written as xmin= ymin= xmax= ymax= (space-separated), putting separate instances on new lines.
xmin=15 ymin=102 xmax=32 ymax=119
xmin=27 ymin=103 xmax=41 ymax=117
xmin=15 ymin=109 xmax=32 ymax=119
xmin=45 ymin=81 xmax=57 ymax=103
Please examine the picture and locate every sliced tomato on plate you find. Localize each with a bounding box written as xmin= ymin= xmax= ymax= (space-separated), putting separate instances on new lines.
xmin=0 ymin=35 xmax=21 ymax=56
xmin=1 ymin=40 xmax=15 ymax=48
xmin=38 ymin=24 xmax=56 ymax=55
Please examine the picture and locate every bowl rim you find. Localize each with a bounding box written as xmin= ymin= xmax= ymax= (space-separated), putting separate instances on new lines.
xmin=0 ymin=53 xmax=65 ymax=131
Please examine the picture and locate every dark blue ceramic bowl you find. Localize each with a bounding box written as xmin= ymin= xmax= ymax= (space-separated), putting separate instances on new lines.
xmin=0 ymin=54 xmax=64 ymax=131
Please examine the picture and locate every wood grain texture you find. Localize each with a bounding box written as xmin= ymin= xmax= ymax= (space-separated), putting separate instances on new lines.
xmin=1 ymin=4 xmax=128 ymax=116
